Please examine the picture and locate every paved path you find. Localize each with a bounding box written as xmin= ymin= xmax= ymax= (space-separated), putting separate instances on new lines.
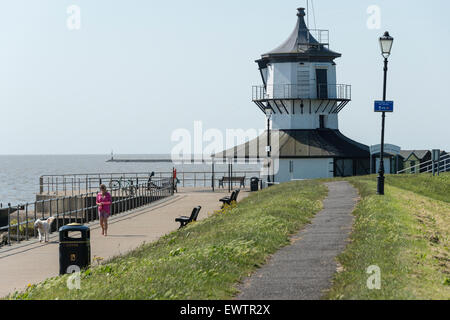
xmin=0 ymin=189 xmax=247 ymax=297
xmin=237 ymin=181 xmax=358 ymax=300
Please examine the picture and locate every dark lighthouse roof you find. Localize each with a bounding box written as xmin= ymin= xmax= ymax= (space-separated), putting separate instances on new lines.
xmin=214 ymin=129 xmax=370 ymax=160
xmin=257 ymin=8 xmax=341 ymax=68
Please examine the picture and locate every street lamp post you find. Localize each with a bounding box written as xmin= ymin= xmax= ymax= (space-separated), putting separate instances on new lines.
xmin=264 ymin=106 xmax=273 ymax=184
xmin=377 ymin=31 xmax=394 ymax=195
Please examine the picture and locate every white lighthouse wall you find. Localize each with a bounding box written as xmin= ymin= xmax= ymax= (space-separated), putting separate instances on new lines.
xmin=273 ymin=63 xmax=293 ymax=85
xmin=275 ymin=158 xmax=334 ymax=182
xmin=270 ymin=111 xmax=339 ymax=130
xmin=266 ymin=62 xmax=337 ymax=97
xmin=266 ymin=64 xmax=274 ymax=88
xmin=266 ymin=62 xmax=339 ymax=130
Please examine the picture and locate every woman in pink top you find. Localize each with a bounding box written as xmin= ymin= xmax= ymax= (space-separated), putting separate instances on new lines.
xmin=96 ymin=184 xmax=112 ymax=236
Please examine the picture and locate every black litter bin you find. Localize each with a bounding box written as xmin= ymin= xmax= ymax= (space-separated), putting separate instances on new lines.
xmin=250 ymin=177 xmax=260 ymax=192
xmin=59 ymin=223 xmax=91 ymax=275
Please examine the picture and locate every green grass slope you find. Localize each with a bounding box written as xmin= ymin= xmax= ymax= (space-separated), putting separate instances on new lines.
xmin=326 ymin=175 xmax=450 ymax=300
xmin=385 ymin=172 xmax=450 ymax=203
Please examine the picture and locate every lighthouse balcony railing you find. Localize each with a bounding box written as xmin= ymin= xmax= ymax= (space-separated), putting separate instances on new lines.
xmin=252 ymin=84 xmax=351 ymax=101
xmin=297 ymin=29 xmax=330 ymax=49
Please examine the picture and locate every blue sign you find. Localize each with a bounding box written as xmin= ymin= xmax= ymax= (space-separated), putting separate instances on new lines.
xmin=374 ymin=101 xmax=394 ymax=112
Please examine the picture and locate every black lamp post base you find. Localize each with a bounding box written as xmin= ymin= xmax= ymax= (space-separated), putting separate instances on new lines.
xmin=377 ymin=175 xmax=385 ymax=195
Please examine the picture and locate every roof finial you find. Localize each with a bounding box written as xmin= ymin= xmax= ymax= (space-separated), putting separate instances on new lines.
xmin=297 ymin=7 xmax=306 ymax=17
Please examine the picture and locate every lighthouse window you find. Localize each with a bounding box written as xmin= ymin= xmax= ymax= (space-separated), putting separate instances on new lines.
xmin=319 ymin=115 xmax=325 ymax=129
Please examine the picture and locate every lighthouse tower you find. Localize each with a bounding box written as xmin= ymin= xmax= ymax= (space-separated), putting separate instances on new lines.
xmin=215 ymin=8 xmax=370 ymax=181
xmin=254 ymin=7 xmax=349 ymax=131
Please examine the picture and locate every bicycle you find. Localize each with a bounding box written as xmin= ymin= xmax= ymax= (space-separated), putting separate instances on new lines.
xmin=109 ymin=177 xmax=136 ymax=196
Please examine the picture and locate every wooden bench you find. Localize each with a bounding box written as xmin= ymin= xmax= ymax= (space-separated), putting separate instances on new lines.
xmin=219 ymin=189 xmax=240 ymax=208
xmin=175 ymin=206 xmax=201 ymax=229
xmin=218 ymin=176 xmax=246 ymax=188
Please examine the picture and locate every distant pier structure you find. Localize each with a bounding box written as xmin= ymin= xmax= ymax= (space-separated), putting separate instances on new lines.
xmin=215 ymin=7 xmax=370 ymax=181
xmin=107 ymin=150 xmax=175 ymax=163
xmin=106 ymin=154 xmax=209 ymax=163
xmin=107 ymin=158 xmax=174 ymax=163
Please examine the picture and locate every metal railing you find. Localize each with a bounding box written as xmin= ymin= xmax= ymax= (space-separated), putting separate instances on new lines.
xmin=252 ymin=84 xmax=351 ymax=101
xmin=39 ymin=172 xmax=161 ymax=195
xmin=397 ymin=153 xmax=450 ymax=174
xmin=298 ymin=29 xmax=330 ymax=48
xmin=176 ymin=171 xmax=261 ymax=188
xmin=0 ymin=178 xmax=173 ymax=247
xmin=39 ymin=171 xmax=262 ymax=195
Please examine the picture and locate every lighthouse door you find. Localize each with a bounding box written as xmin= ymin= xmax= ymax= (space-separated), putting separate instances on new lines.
xmin=316 ymin=69 xmax=328 ymax=99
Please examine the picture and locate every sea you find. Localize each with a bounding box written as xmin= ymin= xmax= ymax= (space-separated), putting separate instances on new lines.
xmin=0 ymin=155 xmax=262 ymax=206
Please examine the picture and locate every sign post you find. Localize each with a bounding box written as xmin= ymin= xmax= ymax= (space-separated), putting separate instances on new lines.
xmin=374 ymin=100 xmax=394 ymax=195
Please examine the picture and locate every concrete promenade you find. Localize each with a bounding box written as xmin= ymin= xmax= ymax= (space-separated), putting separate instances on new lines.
xmin=0 ymin=188 xmax=246 ymax=297
xmin=237 ymin=181 xmax=358 ymax=300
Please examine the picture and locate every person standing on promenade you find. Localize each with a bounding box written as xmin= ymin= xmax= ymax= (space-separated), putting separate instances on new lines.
xmin=96 ymin=184 xmax=112 ymax=236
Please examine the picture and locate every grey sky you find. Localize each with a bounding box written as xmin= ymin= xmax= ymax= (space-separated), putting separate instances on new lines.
xmin=1 ymin=0 xmax=449 ymax=154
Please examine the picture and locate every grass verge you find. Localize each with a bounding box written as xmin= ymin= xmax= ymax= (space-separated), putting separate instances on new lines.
xmin=7 ymin=180 xmax=327 ymax=300
xmin=385 ymin=172 xmax=450 ymax=203
xmin=325 ymin=176 xmax=450 ymax=299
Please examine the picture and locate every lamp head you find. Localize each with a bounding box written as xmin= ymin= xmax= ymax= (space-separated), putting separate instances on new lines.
xmin=379 ymin=31 xmax=394 ymax=59
xmin=264 ymin=106 xmax=273 ymax=118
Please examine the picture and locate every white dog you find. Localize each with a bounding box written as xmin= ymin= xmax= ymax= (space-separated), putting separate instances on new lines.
xmin=34 ymin=217 xmax=56 ymax=242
